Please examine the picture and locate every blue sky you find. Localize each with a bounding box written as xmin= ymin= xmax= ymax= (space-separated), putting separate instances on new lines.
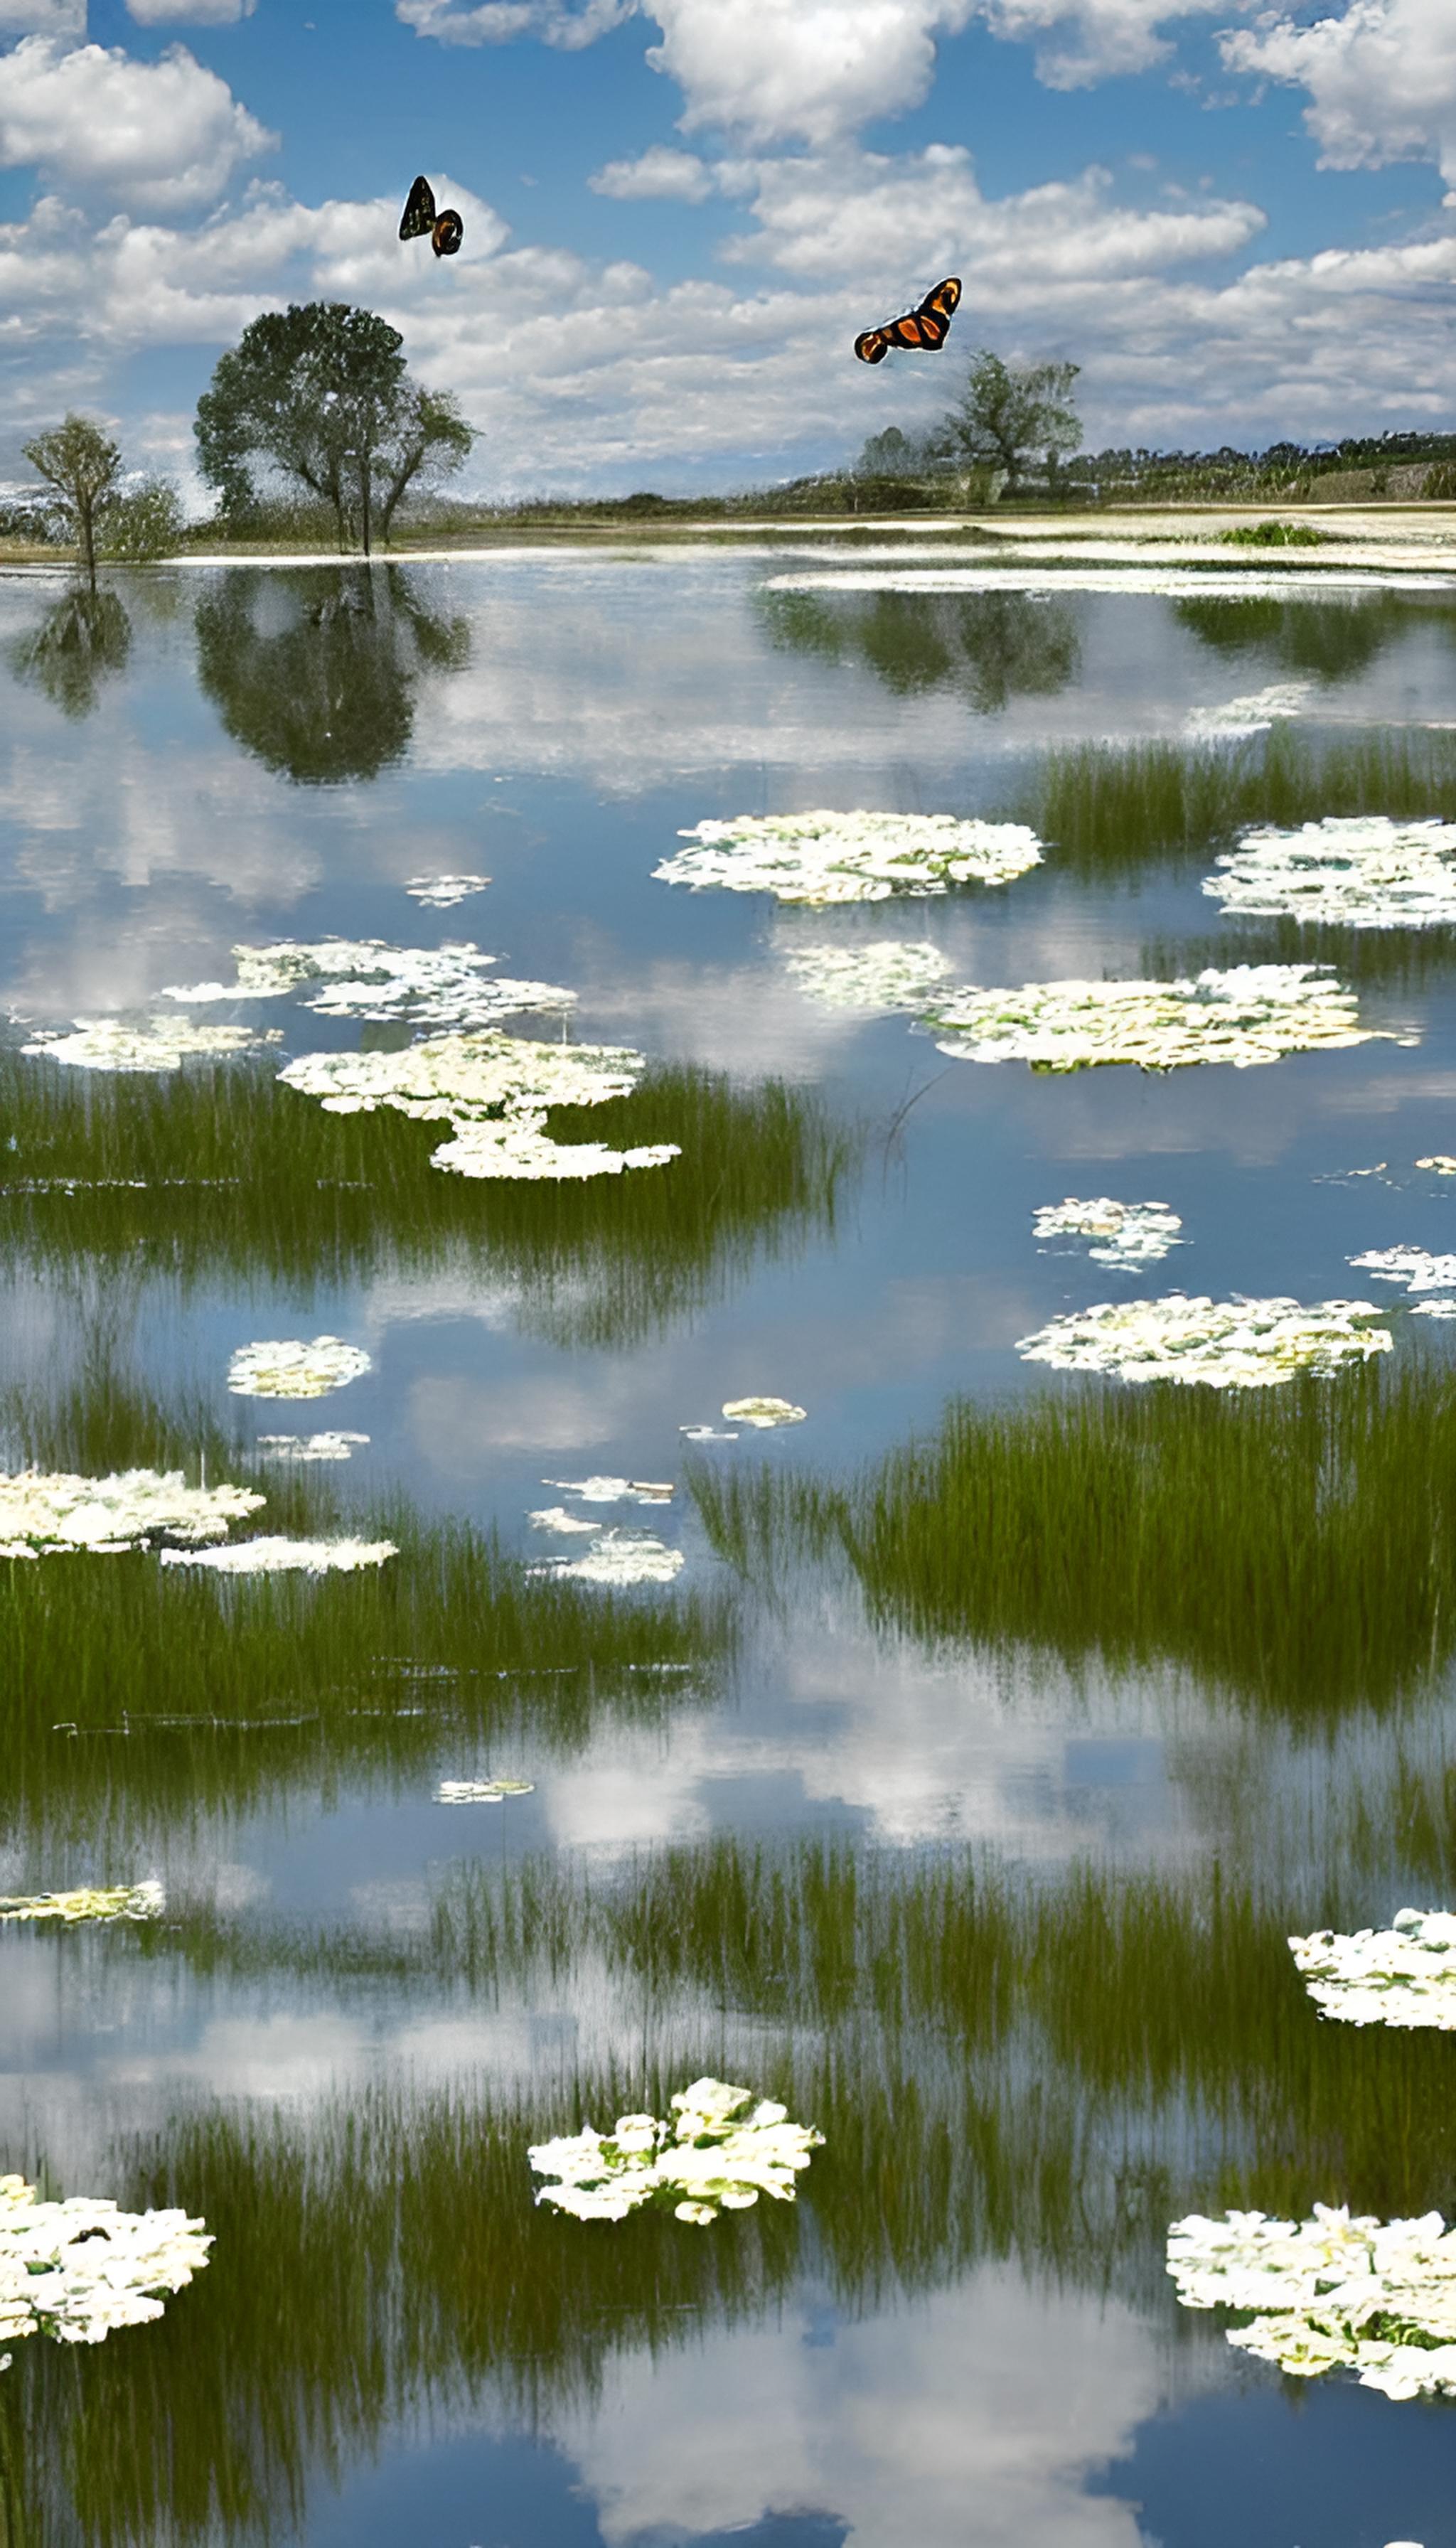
xmin=0 ymin=0 xmax=1453 ymax=496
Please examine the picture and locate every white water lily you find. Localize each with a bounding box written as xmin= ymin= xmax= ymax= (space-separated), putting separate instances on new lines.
xmin=1349 ymin=1247 xmax=1456 ymax=1294
xmin=0 ymin=1882 xmax=164 ymax=1925
xmin=1167 ymin=2205 xmax=1456 ymax=2399
xmin=1205 ymin=818 xmax=1456 ymax=929
xmin=1017 ymin=1294 xmax=1391 ymax=1388
xmin=163 ymin=938 xmax=571 ymax=1029
xmin=21 ymin=1019 xmax=277 ymax=1073
xmin=922 ymin=965 xmax=1396 ymax=1074
xmin=405 ymin=875 xmax=490 ymax=909
xmin=435 ymin=1778 xmax=535 ymax=1804
xmin=1289 ymin=1911 xmax=1456 ymax=2029
xmin=255 ymin=1432 xmax=369 ymax=1462
xmin=159 ymin=1537 xmax=397 ymax=1575
xmin=542 ymin=1477 xmax=674 ymax=1504
xmin=530 ymin=2077 xmax=823 ymax=2226
xmin=1032 ymin=1198 xmax=1184 ymax=1270
xmin=722 ymin=1398 xmax=807 ymax=1428
xmin=530 ymin=1531 xmax=684 ymax=1587
xmin=0 ymin=1468 xmax=262 ymax=1557
xmin=278 ymin=1032 xmax=679 ymax=1185
xmin=658 ymin=810 xmax=1043 ymax=906
xmin=227 ymin=1339 xmax=371 ymax=1399
xmin=1187 ymin=682 xmax=1311 ymax=739
xmin=783 ymin=941 xmax=953 ymax=1012
xmin=1 ymin=2175 xmax=210 ymax=2360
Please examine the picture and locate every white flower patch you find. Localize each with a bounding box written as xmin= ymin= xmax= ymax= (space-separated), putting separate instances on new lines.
xmin=0 ymin=2175 xmax=211 ymax=2360
xmin=658 ymin=811 xmax=1043 ymax=906
xmin=405 ymin=875 xmax=490 ymax=909
xmin=783 ymin=941 xmax=953 ymax=1013
xmin=1186 ymin=682 xmax=1311 ymax=739
xmin=435 ymin=1777 xmax=535 ymax=1804
xmin=279 ymin=1032 xmax=680 ymax=1185
xmin=1349 ymin=1247 xmax=1456 ymax=1295
xmin=1204 ymin=818 xmax=1456 ymax=931
xmin=722 ymin=1398 xmax=807 ymax=1428
xmin=228 ymin=1338 xmax=370 ymax=1400
xmin=530 ymin=1531 xmax=684 ymax=1588
xmin=21 ymin=1019 xmax=277 ymax=1073
xmin=923 ymin=965 xmax=1393 ymax=1074
xmin=255 ymin=1432 xmax=369 ymax=1462
xmin=1289 ymin=1911 xmax=1456 ymax=2030
xmin=542 ymin=1477 xmax=674 ymax=1505
xmin=0 ymin=1881 xmax=164 ymax=1926
xmin=0 ymin=1468 xmax=263 ymax=1558
xmin=1167 ymin=2204 xmax=1456 ymax=2399
xmin=529 ymin=2077 xmax=823 ymax=2226
xmin=1032 ymin=1198 xmax=1184 ymax=1270
xmin=159 ymin=1538 xmax=397 ymax=1575
xmin=1417 ymin=1156 xmax=1456 ymax=1176
xmin=1017 ymin=1294 xmax=1392 ymax=1388
xmin=163 ymin=939 xmax=572 ymax=1031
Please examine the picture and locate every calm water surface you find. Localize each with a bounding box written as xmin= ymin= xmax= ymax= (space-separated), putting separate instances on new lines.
xmin=4 ymin=548 xmax=1456 ymax=2544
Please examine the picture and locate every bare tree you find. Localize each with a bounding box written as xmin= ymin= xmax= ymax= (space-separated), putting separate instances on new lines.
xmin=22 ymin=415 xmax=124 ymax=589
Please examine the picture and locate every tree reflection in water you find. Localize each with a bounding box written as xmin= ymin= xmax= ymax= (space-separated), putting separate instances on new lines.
xmin=194 ymin=564 xmax=470 ymax=784
xmin=758 ymin=586 xmax=1079 ymax=714
xmin=1174 ymin=589 xmax=1447 ymax=685
xmin=9 ymin=584 xmax=131 ymax=719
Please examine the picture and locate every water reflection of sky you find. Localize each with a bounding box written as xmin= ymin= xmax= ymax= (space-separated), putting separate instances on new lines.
xmin=7 ymin=555 xmax=1456 ymax=2547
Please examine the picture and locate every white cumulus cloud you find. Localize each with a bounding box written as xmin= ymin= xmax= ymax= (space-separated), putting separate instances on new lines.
xmin=980 ymin=0 xmax=1228 ymax=88
xmin=644 ymin=0 xmax=974 ymax=145
xmin=0 ymin=0 xmax=82 ymax=31
xmin=0 ymin=37 xmax=274 ymax=211
xmin=396 ymin=0 xmax=636 ymax=46
xmin=1222 ymin=0 xmax=1456 ymax=190
xmin=127 ymin=0 xmax=257 ymax=21
xmin=589 ymin=143 xmax=712 ymax=198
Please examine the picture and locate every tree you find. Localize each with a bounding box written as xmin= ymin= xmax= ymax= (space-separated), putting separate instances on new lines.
xmin=933 ymin=351 xmax=1081 ymax=495
xmin=100 ymin=480 xmax=186 ymax=564
xmin=195 ymin=303 xmax=476 ymax=554
xmin=21 ymin=415 xmax=123 ymax=589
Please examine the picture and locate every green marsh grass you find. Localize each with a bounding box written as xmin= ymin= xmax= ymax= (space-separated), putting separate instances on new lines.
xmin=0 ymin=1050 xmax=857 ymax=1348
xmin=688 ymin=1362 xmax=1456 ymax=1714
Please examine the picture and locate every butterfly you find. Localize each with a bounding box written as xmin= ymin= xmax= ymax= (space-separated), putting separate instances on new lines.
xmin=854 ymin=277 xmax=961 ymax=366
xmin=400 ymin=174 xmax=464 ymax=260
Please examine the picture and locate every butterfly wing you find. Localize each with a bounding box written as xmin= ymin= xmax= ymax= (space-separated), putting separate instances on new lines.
xmin=400 ymin=175 xmax=437 ymax=242
xmin=912 ymin=277 xmax=960 ymax=347
xmin=854 ymin=328 xmax=891 ymax=365
xmin=855 ymin=277 xmax=961 ymax=361
xmin=432 ymin=208 xmax=464 ymax=258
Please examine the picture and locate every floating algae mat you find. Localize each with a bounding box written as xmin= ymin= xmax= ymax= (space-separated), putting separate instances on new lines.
xmin=1167 ymin=2206 xmax=1456 ymax=2399
xmin=656 ymin=810 xmax=1043 ymax=904
xmin=783 ymin=940 xmax=953 ymax=1012
xmin=20 ymin=1019 xmax=279 ymax=1072
xmin=0 ymin=2173 xmax=211 ymax=2360
xmin=529 ymin=2077 xmax=823 ymax=2225
xmin=163 ymin=937 xmax=573 ymax=1029
xmin=1016 ymin=1295 xmax=1391 ymax=1387
xmin=1205 ymin=817 xmax=1456 ymax=929
xmin=404 ymin=875 xmax=490 ymax=909
xmin=1288 ymin=1912 xmax=1456 ymax=2030
xmin=722 ymin=1397 xmax=806 ymax=1428
xmin=1348 ymin=1247 xmax=1456 ymax=1295
xmin=227 ymin=1338 xmax=372 ymax=1399
xmin=1032 ymin=1197 xmax=1184 ymax=1270
xmin=278 ymin=1032 xmax=681 ymax=1182
xmin=921 ymin=965 xmax=1401 ymax=1072
xmin=0 ymin=1467 xmax=263 ymax=1557
xmin=160 ymin=1536 xmax=398 ymax=1576
xmin=0 ymin=1880 xmax=163 ymax=1925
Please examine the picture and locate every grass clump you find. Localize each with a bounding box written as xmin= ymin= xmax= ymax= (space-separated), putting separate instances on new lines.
xmin=1219 ymin=520 xmax=1327 ymax=549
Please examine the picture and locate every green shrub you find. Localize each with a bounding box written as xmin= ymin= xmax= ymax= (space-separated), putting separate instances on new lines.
xmin=100 ymin=480 xmax=186 ymax=562
xmin=1219 ymin=518 xmax=1325 ymax=548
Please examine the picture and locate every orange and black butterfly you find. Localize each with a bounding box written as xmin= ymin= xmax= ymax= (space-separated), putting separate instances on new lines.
xmin=854 ymin=277 xmax=961 ymax=365
xmin=400 ymin=174 xmax=464 ymax=259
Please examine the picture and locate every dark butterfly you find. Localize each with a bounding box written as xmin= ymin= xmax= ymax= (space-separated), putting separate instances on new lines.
xmin=854 ymin=277 xmax=961 ymax=366
xmin=400 ymin=174 xmax=464 ymax=260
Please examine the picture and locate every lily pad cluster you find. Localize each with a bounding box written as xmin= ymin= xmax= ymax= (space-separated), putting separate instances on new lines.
xmin=404 ymin=875 xmax=490 ymax=909
xmin=228 ymin=1338 xmax=372 ymax=1399
xmin=0 ymin=1882 xmax=164 ymax=1926
xmin=1166 ymin=2205 xmax=1456 ymax=2400
xmin=1017 ymin=1294 xmax=1391 ymax=1388
xmin=164 ymin=938 xmax=572 ymax=1031
xmin=160 ymin=1537 xmax=397 ymax=1576
xmin=279 ymin=1032 xmax=680 ymax=1184
xmin=783 ymin=940 xmax=953 ymax=1012
xmin=255 ymin=1431 xmax=370 ymax=1462
xmin=921 ymin=964 xmax=1393 ymax=1074
xmin=1 ymin=2175 xmax=211 ymax=2363
xmin=21 ymin=1019 xmax=278 ymax=1072
xmin=1348 ymin=1246 xmax=1456 ymax=1296
xmin=0 ymin=1467 xmax=264 ymax=1560
xmin=1186 ymin=681 xmax=1310 ymax=738
xmin=529 ymin=2077 xmax=823 ymax=2225
xmin=435 ymin=1778 xmax=535 ymax=1804
xmin=1288 ymin=1911 xmax=1456 ymax=2030
xmin=1032 ymin=1197 xmax=1184 ymax=1270
xmin=657 ymin=811 xmax=1043 ymax=906
xmin=1204 ymin=816 xmax=1456 ymax=929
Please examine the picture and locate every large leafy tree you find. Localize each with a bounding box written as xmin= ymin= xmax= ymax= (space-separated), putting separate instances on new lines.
xmin=22 ymin=415 xmax=124 ymax=589
xmin=195 ymin=302 xmax=475 ymax=553
xmin=934 ymin=350 xmax=1081 ymax=495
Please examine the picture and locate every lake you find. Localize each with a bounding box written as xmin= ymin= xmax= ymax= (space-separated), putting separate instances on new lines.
xmin=5 ymin=540 xmax=1456 ymax=2547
